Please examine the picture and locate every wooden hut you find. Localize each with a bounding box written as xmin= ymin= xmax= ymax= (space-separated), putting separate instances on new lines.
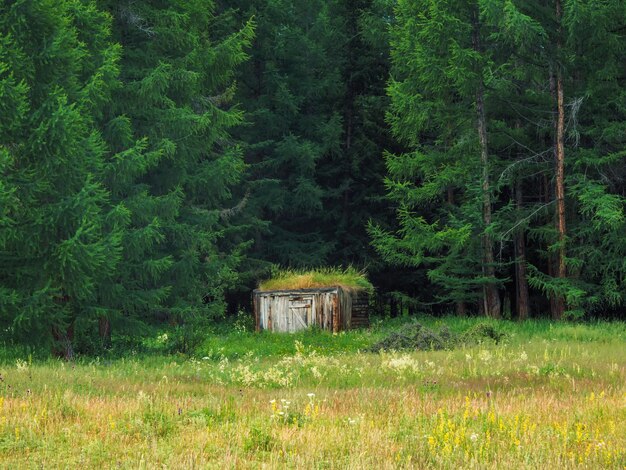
xmin=253 ymin=286 xmax=369 ymax=333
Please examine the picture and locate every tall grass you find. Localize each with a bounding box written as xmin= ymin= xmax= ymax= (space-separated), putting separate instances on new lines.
xmin=0 ymin=318 xmax=624 ymax=468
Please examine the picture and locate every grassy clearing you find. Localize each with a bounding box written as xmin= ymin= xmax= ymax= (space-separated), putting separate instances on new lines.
xmin=0 ymin=317 xmax=624 ymax=468
xmin=257 ymin=267 xmax=373 ymax=292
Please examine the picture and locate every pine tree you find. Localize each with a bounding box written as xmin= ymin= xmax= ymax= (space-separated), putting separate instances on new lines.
xmin=484 ymin=0 xmax=626 ymax=318
xmin=557 ymin=0 xmax=626 ymax=315
xmin=376 ymin=0 xmax=626 ymax=320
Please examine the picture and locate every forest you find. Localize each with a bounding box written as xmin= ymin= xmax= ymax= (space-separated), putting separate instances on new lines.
xmin=2 ymin=0 xmax=626 ymax=354
xmin=1 ymin=2 xmax=626 ymax=468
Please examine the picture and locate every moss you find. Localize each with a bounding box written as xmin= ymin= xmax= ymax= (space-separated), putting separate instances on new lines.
xmin=258 ymin=267 xmax=373 ymax=292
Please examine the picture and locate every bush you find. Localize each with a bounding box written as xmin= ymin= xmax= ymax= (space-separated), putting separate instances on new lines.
xmin=366 ymin=321 xmax=505 ymax=352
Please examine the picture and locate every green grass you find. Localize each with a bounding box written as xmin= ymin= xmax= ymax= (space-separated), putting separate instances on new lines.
xmin=257 ymin=266 xmax=373 ymax=292
xmin=0 ymin=317 xmax=624 ymax=468
xmin=197 ymin=315 xmax=626 ymax=359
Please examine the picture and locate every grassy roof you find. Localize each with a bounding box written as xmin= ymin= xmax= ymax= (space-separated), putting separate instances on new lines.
xmin=258 ymin=267 xmax=373 ymax=292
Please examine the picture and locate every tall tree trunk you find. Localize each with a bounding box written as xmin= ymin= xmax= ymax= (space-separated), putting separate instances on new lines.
xmin=514 ymin=179 xmax=530 ymax=320
xmin=99 ymin=316 xmax=112 ymax=348
xmin=52 ymin=322 xmax=75 ymax=361
xmin=543 ymin=173 xmax=558 ymax=316
xmin=473 ymin=12 xmax=501 ymax=319
xmin=553 ymin=0 xmax=567 ymax=319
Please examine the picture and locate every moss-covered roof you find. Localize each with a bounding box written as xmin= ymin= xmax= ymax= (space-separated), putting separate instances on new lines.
xmin=258 ymin=267 xmax=373 ymax=293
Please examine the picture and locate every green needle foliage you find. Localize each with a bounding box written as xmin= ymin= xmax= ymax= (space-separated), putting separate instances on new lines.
xmin=0 ymin=0 xmax=123 ymax=352
xmin=96 ymin=0 xmax=254 ymax=349
xmin=373 ymin=0 xmax=626 ymax=319
xmin=228 ymin=0 xmax=393 ymax=271
xmin=2 ymin=0 xmax=626 ymax=355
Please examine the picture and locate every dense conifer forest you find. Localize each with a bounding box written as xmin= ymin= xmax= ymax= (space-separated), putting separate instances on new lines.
xmin=1 ymin=0 xmax=626 ymax=353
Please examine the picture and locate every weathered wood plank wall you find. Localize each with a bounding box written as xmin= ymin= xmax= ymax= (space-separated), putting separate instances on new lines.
xmin=254 ymin=287 xmax=368 ymax=333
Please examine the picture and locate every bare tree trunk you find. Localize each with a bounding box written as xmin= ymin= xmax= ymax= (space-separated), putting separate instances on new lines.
xmin=52 ymin=323 xmax=75 ymax=361
xmin=456 ymin=301 xmax=467 ymax=317
xmin=99 ymin=316 xmax=112 ymax=348
xmin=473 ymin=13 xmax=501 ymax=319
xmin=553 ymin=0 xmax=567 ymax=319
xmin=543 ymin=173 xmax=558 ymax=316
xmin=514 ymin=179 xmax=530 ymax=320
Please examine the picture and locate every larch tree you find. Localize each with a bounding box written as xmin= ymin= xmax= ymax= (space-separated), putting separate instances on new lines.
xmin=371 ymin=0 xmax=504 ymax=317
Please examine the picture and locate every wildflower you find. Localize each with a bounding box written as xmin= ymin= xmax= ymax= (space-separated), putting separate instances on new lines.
xmin=478 ymin=350 xmax=492 ymax=363
xmin=470 ymin=433 xmax=478 ymax=442
xmin=310 ymin=366 xmax=322 ymax=378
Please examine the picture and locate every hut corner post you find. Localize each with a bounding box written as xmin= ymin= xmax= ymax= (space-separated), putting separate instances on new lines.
xmin=253 ymin=291 xmax=260 ymax=332
xmin=332 ymin=293 xmax=340 ymax=333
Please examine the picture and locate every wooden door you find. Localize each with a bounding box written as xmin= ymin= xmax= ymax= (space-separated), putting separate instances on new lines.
xmin=289 ymin=297 xmax=312 ymax=332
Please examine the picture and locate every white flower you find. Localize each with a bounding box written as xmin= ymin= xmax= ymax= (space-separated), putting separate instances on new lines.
xmin=470 ymin=433 xmax=478 ymax=442
xmin=478 ymin=350 xmax=492 ymax=362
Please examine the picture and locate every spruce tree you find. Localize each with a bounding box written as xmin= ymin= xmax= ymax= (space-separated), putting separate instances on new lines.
xmin=0 ymin=0 xmax=123 ymax=354
xmin=227 ymin=0 xmax=347 ymax=267
xmin=226 ymin=0 xmax=394 ymax=283
xmin=98 ymin=0 xmax=254 ymax=346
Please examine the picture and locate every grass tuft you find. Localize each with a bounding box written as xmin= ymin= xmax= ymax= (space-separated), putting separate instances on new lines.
xmin=258 ymin=267 xmax=373 ymax=292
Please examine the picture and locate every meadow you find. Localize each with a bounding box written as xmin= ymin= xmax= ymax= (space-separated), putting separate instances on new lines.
xmin=0 ymin=317 xmax=624 ymax=469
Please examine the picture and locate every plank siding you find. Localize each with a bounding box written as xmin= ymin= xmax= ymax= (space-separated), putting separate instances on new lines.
xmin=254 ymin=287 xmax=369 ymax=333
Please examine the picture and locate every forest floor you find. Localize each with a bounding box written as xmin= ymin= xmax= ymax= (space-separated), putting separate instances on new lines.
xmin=0 ymin=317 xmax=624 ymax=468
